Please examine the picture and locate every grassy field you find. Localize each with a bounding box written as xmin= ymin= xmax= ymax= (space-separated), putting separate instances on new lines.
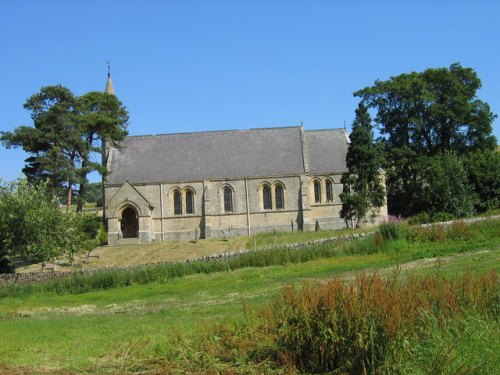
xmin=0 ymin=219 xmax=499 ymax=373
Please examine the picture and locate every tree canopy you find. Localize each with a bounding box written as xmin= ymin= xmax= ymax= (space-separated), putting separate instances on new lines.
xmin=354 ymin=63 xmax=497 ymax=155
xmin=353 ymin=63 xmax=497 ymax=217
xmin=1 ymin=85 xmax=128 ymax=210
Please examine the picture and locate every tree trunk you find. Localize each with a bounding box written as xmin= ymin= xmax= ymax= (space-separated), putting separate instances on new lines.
xmin=66 ymin=184 xmax=72 ymax=213
xmin=77 ymin=157 xmax=89 ymax=213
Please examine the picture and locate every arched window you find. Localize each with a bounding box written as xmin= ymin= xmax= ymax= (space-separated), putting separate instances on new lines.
xmin=174 ymin=190 xmax=182 ymax=215
xmin=275 ymin=184 xmax=284 ymax=209
xmin=263 ymin=185 xmax=272 ymax=210
xmin=185 ymin=189 xmax=194 ymax=214
xmin=326 ymin=180 xmax=333 ymax=202
xmin=314 ymin=180 xmax=321 ymax=203
xmin=223 ymin=186 xmax=233 ymax=213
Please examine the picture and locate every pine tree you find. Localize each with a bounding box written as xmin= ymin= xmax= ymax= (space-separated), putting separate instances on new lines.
xmin=340 ymin=103 xmax=385 ymax=227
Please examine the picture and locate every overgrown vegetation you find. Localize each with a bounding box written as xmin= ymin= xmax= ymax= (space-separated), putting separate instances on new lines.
xmin=171 ymin=271 xmax=498 ymax=374
xmin=0 ymin=179 xmax=102 ymax=272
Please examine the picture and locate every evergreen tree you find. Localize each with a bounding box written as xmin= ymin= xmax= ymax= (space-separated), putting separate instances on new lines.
xmin=340 ymin=103 xmax=385 ymax=227
xmin=75 ymin=91 xmax=128 ymax=211
xmin=1 ymin=86 xmax=128 ymax=210
xmin=1 ymin=85 xmax=81 ymax=206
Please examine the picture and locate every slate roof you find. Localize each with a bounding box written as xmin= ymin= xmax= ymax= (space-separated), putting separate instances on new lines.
xmin=305 ymin=129 xmax=349 ymax=174
xmin=107 ymin=126 xmax=348 ymax=185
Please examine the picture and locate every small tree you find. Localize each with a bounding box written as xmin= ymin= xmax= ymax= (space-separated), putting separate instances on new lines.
xmin=0 ymin=179 xmax=97 ymax=271
xmin=0 ymin=180 xmax=65 ymax=269
xmin=340 ymin=103 xmax=385 ymax=227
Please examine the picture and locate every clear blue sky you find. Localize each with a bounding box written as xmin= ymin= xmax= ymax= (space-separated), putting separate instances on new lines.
xmin=1 ymin=0 xmax=499 ymax=182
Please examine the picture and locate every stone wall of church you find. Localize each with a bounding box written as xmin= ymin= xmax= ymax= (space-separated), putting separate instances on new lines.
xmin=105 ymin=172 xmax=387 ymax=245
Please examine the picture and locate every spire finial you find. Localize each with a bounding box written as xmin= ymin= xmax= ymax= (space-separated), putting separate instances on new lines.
xmin=104 ymin=61 xmax=115 ymax=95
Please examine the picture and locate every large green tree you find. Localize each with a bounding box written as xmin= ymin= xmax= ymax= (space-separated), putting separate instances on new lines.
xmin=1 ymin=86 xmax=128 ymax=211
xmin=76 ymin=91 xmax=128 ymax=211
xmin=340 ymin=103 xmax=385 ymax=227
xmin=1 ymin=86 xmax=81 ymax=206
xmin=354 ymin=63 xmax=497 ymax=216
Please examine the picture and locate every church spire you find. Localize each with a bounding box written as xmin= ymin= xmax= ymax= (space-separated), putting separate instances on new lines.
xmin=105 ymin=61 xmax=115 ymax=95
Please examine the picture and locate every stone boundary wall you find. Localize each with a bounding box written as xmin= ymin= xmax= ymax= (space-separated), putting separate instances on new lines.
xmin=0 ymin=232 xmax=374 ymax=287
xmin=1 ymin=215 xmax=498 ymax=287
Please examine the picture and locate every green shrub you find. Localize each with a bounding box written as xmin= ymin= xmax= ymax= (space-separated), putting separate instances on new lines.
xmin=432 ymin=212 xmax=455 ymax=223
xmin=0 ymin=257 xmax=15 ymax=274
xmin=379 ymin=221 xmax=407 ymax=241
xmin=80 ymin=214 xmax=101 ymax=238
xmin=408 ymin=212 xmax=431 ymax=225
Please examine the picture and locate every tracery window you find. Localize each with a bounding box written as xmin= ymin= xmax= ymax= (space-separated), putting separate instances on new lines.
xmin=185 ymin=189 xmax=194 ymax=214
xmin=314 ymin=180 xmax=321 ymax=203
xmin=223 ymin=186 xmax=233 ymax=213
xmin=174 ymin=190 xmax=182 ymax=215
xmin=326 ymin=180 xmax=333 ymax=202
xmin=263 ymin=185 xmax=272 ymax=210
xmin=275 ymin=184 xmax=284 ymax=209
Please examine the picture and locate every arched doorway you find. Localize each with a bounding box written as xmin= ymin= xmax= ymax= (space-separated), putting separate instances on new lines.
xmin=121 ymin=207 xmax=138 ymax=238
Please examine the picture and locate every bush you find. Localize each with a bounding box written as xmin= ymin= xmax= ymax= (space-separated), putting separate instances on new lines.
xmin=432 ymin=212 xmax=454 ymax=223
xmin=80 ymin=214 xmax=101 ymax=238
xmin=408 ymin=212 xmax=431 ymax=225
xmin=0 ymin=257 xmax=15 ymax=274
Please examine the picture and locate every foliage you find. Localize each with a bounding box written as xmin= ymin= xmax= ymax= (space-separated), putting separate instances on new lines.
xmin=408 ymin=211 xmax=455 ymax=225
xmin=355 ymin=63 xmax=497 ymax=156
xmin=379 ymin=218 xmax=407 ymax=241
xmin=0 ymin=179 xmax=66 ymax=267
xmin=1 ymin=86 xmax=128 ymax=210
xmin=420 ymin=152 xmax=478 ymax=218
xmin=80 ymin=182 xmax=103 ymax=206
xmin=0 ymin=179 xmax=99 ymax=271
xmin=97 ymin=223 xmax=108 ymax=246
xmin=463 ymin=150 xmax=500 ymax=212
xmin=354 ymin=63 xmax=497 ymax=217
xmin=169 ymin=271 xmax=499 ymax=375
xmin=341 ymin=103 xmax=385 ymax=227
xmin=0 ymin=86 xmax=81 ymax=201
xmin=75 ymin=91 xmax=128 ymax=211
xmin=0 ymin=257 xmax=15 ymax=273
xmin=272 ymin=272 xmax=498 ymax=374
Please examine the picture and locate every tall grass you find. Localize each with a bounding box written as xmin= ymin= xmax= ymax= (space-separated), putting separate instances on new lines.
xmin=272 ymin=272 xmax=498 ymax=373
xmin=163 ymin=271 xmax=499 ymax=374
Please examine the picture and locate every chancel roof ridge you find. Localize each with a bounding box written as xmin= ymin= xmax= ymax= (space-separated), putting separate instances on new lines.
xmin=125 ymin=125 xmax=302 ymax=139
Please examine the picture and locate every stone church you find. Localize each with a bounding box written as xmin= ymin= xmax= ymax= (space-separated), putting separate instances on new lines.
xmin=103 ymin=74 xmax=387 ymax=245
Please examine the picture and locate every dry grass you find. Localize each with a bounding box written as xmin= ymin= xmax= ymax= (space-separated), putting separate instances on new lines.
xmin=16 ymin=227 xmax=370 ymax=273
xmin=15 ymin=235 xmax=249 ymax=273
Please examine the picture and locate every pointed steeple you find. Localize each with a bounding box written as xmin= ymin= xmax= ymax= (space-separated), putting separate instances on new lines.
xmin=105 ymin=62 xmax=115 ymax=95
